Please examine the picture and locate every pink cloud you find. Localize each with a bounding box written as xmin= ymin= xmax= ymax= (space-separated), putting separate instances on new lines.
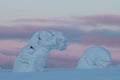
xmin=0 ymin=21 xmax=120 ymax=46
xmin=0 ymin=25 xmax=43 ymax=39
xmin=13 ymin=18 xmax=71 ymax=23
xmin=79 ymin=14 xmax=120 ymax=25
xmin=82 ymin=36 xmax=120 ymax=46
xmin=0 ymin=25 xmax=75 ymax=40
xmin=0 ymin=54 xmax=15 ymax=69
xmin=14 ymin=15 xmax=120 ymax=26
xmin=45 ymin=57 xmax=77 ymax=68
xmin=0 ymin=40 xmax=26 ymax=56
xmin=106 ymin=47 xmax=120 ymax=61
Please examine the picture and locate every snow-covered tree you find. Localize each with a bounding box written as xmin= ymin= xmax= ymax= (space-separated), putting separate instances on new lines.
xmin=13 ymin=30 xmax=67 ymax=72
xmin=77 ymin=46 xmax=112 ymax=69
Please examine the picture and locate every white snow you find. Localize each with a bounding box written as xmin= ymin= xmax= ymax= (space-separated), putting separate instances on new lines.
xmin=0 ymin=68 xmax=120 ymax=80
xmin=77 ymin=46 xmax=112 ymax=69
xmin=12 ymin=30 xmax=67 ymax=72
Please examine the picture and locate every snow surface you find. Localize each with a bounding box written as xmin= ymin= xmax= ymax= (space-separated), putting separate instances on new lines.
xmin=13 ymin=30 xmax=67 ymax=72
xmin=116 ymin=64 xmax=120 ymax=68
xmin=0 ymin=68 xmax=120 ymax=80
xmin=77 ymin=46 xmax=112 ymax=69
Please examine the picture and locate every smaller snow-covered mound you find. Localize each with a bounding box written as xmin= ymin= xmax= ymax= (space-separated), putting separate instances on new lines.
xmin=77 ymin=46 xmax=112 ymax=69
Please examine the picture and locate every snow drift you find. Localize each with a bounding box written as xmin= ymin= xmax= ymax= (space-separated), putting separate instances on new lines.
xmin=13 ymin=30 xmax=67 ymax=72
xmin=77 ymin=46 xmax=112 ymax=69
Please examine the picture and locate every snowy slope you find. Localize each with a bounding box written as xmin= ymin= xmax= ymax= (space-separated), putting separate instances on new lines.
xmin=0 ymin=68 xmax=120 ymax=80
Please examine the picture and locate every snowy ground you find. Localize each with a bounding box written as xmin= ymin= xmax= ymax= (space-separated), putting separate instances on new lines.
xmin=0 ymin=68 xmax=120 ymax=80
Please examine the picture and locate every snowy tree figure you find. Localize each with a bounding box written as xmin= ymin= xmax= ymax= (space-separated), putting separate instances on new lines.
xmin=13 ymin=30 xmax=67 ymax=72
xmin=77 ymin=46 xmax=112 ymax=69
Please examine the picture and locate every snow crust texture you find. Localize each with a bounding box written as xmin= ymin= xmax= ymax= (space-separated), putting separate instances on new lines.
xmin=77 ymin=46 xmax=112 ymax=69
xmin=13 ymin=30 xmax=67 ymax=72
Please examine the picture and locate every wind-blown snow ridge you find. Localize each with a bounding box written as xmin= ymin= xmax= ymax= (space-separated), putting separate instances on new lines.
xmin=13 ymin=29 xmax=68 ymax=72
xmin=77 ymin=46 xmax=112 ymax=69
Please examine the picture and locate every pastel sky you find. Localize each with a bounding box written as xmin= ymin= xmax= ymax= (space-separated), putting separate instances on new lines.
xmin=0 ymin=0 xmax=120 ymax=69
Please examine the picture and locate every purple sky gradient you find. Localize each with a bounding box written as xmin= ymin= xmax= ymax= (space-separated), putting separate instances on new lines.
xmin=0 ymin=15 xmax=120 ymax=68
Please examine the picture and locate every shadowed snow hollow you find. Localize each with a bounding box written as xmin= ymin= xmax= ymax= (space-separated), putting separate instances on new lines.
xmin=77 ymin=46 xmax=112 ymax=69
xmin=13 ymin=30 xmax=67 ymax=72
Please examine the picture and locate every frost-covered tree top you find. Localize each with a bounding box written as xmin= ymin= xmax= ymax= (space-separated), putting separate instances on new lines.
xmin=13 ymin=29 xmax=68 ymax=72
xmin=77 ymin=46 xmax=112 ymax=69
xmin=27 ymin=29 xmax=67 ymax=50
